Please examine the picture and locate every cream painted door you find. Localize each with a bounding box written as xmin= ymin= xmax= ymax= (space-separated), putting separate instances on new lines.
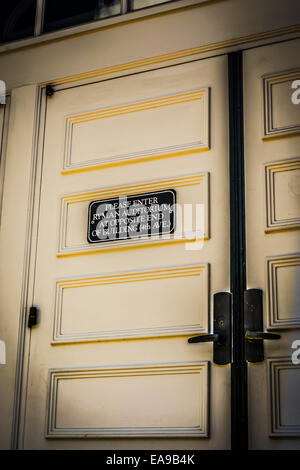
xmin=23 ymin=56 xmax=231 ymax=449
xmin=244 ymin=39 xmax=300 ymax=449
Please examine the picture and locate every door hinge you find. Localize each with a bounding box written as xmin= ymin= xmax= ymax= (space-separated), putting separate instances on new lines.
xmin=28 ymin=306 xmax=39 ymax=328
xmin=45 ymin=84 xmax=54 ymax=97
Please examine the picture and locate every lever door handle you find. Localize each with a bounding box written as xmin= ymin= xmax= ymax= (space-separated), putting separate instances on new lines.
xmin=245 ymin=330 xmax=281 ymax=341
xmin=187 ymin=292 xmax=231 ymax=365
xmin=188 ymin=333 xmax=222 ymax=344
xmin=244 ymin=289 xmax=281 ymax=362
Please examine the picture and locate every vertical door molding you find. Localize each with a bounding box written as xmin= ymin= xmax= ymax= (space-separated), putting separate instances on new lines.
xmin=228 ymin=50 xmax=248 ymax=450
xmin=5 ymin=86 xmax=47 ymax=449
xmin=0 ymin=96 xmax=10 ymax=226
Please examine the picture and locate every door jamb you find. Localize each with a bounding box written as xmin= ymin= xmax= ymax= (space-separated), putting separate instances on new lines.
xmin=10 ymin=86 xmax=47 ymax=450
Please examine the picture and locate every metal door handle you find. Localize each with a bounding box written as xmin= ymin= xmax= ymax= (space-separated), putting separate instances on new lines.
xmin=244 ymin=289 xmax=281 ymax=362
xmin=187 ymin=292 xmax=231 ymax=365
xmin=245 ymin=330 xmax=281 ymax=341
xmin=188 ymin=333 xmax=223 ymax=344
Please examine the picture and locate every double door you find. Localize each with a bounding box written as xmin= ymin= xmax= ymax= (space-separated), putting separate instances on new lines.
xmin=21 ymin=39 xmax=300 ymax=449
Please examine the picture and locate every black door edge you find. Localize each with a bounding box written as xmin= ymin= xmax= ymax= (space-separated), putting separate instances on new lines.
xmin=228 ymin=50 xmax=248 ymax=450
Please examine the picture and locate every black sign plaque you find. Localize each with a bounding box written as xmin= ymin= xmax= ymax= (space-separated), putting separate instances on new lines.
xmin=87 ymin=189 xmax=176 ymax=244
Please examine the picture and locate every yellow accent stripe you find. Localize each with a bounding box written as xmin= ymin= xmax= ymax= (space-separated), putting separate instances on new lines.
xmin=68 ymin=90 xmax=205 ymax=124
xmin=56 ymin=236 xmax=209 ymax=258
xmin=59 ymin=264 xmax=204 ymax=278
xmin=58 ymin=269 xmax=205 ymax=288
xmin=263 ymin=129 xmax=300 ymax=140
xmin=51 ymin=334 xmax=208 ymax=345
xmin=62 ymin=174 xmax=207 ymax=204
xmin=61 ymin=147 xmax=207 ymax=175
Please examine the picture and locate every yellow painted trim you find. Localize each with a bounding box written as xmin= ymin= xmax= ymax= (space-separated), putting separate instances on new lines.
xmin=60 ymin=272 xmax=204 ymax=288
xmin=265 ymin=226 xmax=300 ymax=234
xmin=61 ymin=147 xmax=208 ymax=175
xmin=39 ymin=24 xmax=300 ymax=87
xmin=262 ymin=129 xmax=300 ymax=141
xmin=56 ymin=236 xmax=209 ymax=258
xmin=51 ymin=334 xmax=206 ymax=345
xmin=68 ymin=89 xmax=205 ymax=123
xmin=57 ymin=265 xmax=206 ymax=288
xmin=61 ymin=173 xmax=207 ymax=203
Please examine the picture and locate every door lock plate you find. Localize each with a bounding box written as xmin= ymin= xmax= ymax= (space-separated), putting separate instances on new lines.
xmin=188 ymin=292 xmax=232 ymax=365
xmin=244 ymin=289 xmax=280 ymax=363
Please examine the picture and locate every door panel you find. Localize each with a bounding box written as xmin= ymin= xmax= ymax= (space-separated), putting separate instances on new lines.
xmin=46 ymin=362 xmax=209 ymax=438
xmin=244 ymin=39 xmax=300 ymax=449
xmin=23 ymin=56 xmax=231 ymax=449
